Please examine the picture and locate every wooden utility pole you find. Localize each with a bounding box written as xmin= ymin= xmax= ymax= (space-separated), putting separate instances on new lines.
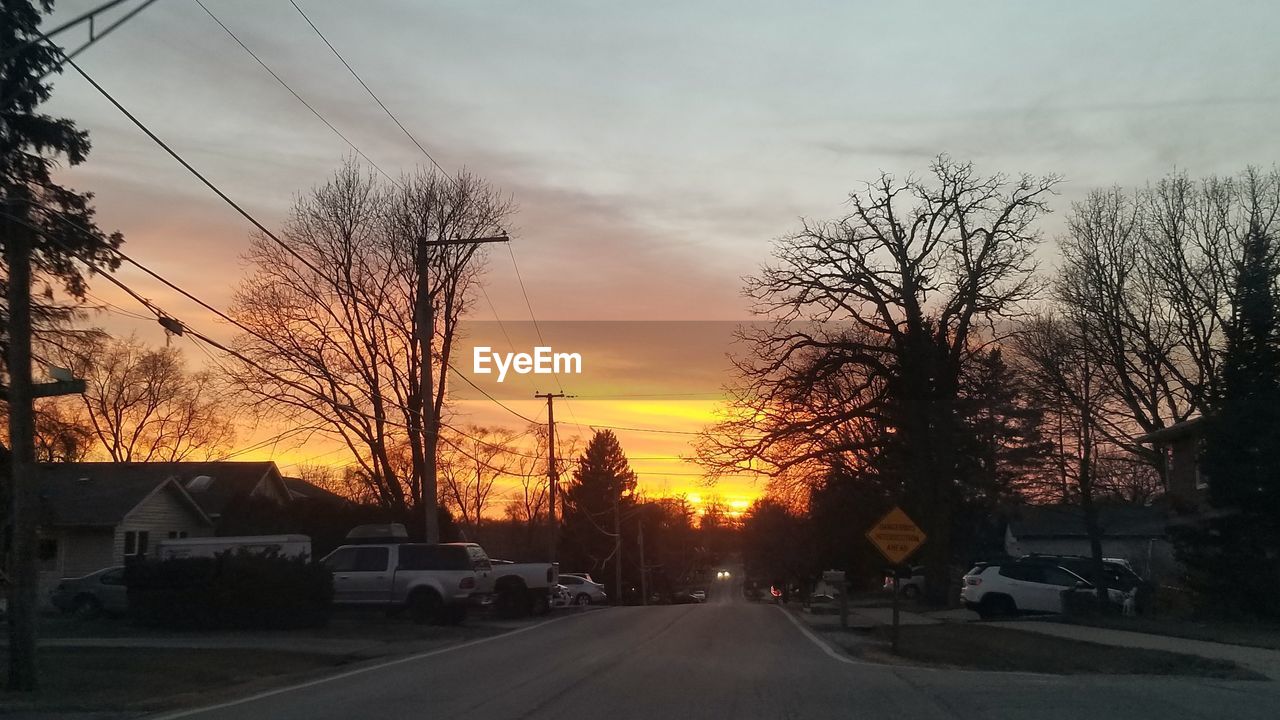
xmin=638 ymin=516 xmax=647 ymax=606
xmin=5 ymin=219 xmax=38 ymax=691
xmin=535 ymin=392 xmax=564 ymax=562
xmin=613 ymin=494 xmax=623 ymax=604
xmin=414 ymin=234 xmax=507 ymax=543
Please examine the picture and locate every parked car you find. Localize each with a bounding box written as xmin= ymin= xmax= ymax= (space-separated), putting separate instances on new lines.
xmin=559 ymin=573 xmax=608 ymax=605
xmin=882 ymin=565 xmax=926 ymax=600
xmin=321 ymin=542 xmax=481 ymax=624
xmin=690 ymin=589 xmax=707 ymax=603
xmin=50 ymin=566 xmax=128 ymax=617
xmin=488 ymin=558 xmax=561 ymax=615
xmin=961 ymin=556 xmax=1136 ymax=618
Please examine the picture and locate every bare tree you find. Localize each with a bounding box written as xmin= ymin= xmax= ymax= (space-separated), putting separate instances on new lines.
xmin=439 ymin=425 xmax=519 ymax=538
xmin=700 ymin=156 xmax=1058 ymax=603
xmin=1011 ymin=314 xmax=1112 ymax=601
xmin=54 ymin=334 xmax=234 ymax=462
xmin=1051 ymin=168 xmax=1280 ymax=490
xmin=32 ymin=399 xmax=94 ymax=462
xmin=228 ymin=160 xmax=513 ymax=527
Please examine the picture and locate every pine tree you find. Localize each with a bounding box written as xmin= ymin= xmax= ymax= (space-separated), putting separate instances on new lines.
xmin=1187 ymin=219 xmax=1280 ymax=616
xmin=559 ymin=430 xmax=636 ymax=597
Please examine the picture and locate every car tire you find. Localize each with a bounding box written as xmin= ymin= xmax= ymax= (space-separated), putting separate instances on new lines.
xmin=72 ymin=594 xmax=102 ymax=619
xmin=494 ymin=580 xmax=529 ymax=618
xmin=977 ymin=594 xmax=1016 ymax=620
xmin=441 ymin=604 xmax=467 ymax=625
xmin=901 ymin=584 xmax=921 ymax=601
xmin=408 ymin=590 xmax=443 ymax=625
xmin=574 ymin=593 xmax=591 ymax=607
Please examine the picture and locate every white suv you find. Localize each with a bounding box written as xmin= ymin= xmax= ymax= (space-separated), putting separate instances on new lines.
xmin=962 ymin=559 xmax=1104 ymax=618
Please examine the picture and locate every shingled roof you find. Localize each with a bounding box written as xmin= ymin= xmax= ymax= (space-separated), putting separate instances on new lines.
xmin=39 ymin=466 xmax=211 ymax=528
xmin=39 ymin=462 xmax=286 ymax=522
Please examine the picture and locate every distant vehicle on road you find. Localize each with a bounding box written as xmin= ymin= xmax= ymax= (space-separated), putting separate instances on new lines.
xmin=50 ymin=566 xmax=127 ymax=617
xmin=155 ymin=534 xmax=312 ymax=560
xmin=559 ymin=573 xmax=608 ymax=605
xmin=961 ymin=556 xmax=1143 ymax=618
xmin=690 ymin=589 xmax=707 ymax=603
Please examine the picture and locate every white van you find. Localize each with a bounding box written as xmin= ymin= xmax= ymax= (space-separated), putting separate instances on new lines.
xmin=155 ymin=535 xmax=312 ymax=560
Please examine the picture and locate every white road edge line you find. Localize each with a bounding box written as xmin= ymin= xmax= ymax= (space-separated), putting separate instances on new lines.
xmin=775 ymin=605 xmax=1062 ymax=681
xmin=148 ymin=611 xmax=594 ymax=719
xmin=775 ymin=605 xmax=874 ymax=667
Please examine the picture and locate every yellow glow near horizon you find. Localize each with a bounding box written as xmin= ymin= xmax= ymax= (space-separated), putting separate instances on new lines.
xmin=232 ymin=397 xmax=764 ymax=517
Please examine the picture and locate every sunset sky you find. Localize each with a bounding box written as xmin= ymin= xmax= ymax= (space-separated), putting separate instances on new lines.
xmin=37 ymin=1 xmax=1280 ymax=512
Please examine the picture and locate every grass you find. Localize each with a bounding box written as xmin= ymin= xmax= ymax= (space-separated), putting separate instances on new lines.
xmin=0 ymin=647 xmax=348 ymax=714
xmin=814 ymin=621 xmax=1265 ymax=679
xmin=1060 ymin=613 xmax=1280 ymax=651
xmin=40 ymin=606 xmax=516 ymax=644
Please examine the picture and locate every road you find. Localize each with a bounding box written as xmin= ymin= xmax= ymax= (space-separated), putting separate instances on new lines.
xmin=154 ymin=581 xmax=1280 ymax=720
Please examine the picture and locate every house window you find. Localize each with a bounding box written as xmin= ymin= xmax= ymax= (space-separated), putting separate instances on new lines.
xmin=167 ymin=530 xmax=189 ymax=540
xmin=37 ymin=539 xmax=58 ymax=572
xmin=124 ymin=530 xmax=151 ymax=556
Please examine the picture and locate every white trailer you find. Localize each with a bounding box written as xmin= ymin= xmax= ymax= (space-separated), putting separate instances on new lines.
xmin=155 ymin=534 xmax=312 ymax=560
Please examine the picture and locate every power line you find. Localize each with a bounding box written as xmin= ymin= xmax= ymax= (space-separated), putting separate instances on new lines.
xmin=279 ymin=3 xmax=572 ymax=430
xmin=192 ymin=0 xmax=398 ymax=185
xmin=286 ymin=0 xmax=447 ymax=177
xmin=563 ymin=421 xmax=704 ymax=436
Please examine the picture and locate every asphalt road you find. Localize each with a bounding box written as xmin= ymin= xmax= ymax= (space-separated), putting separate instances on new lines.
xmin=154 ymin=581 xmax=1280 ymax=720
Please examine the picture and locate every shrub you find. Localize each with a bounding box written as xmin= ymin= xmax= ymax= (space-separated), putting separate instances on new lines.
xmin=127 ymin=551 xmax=332 ymax=630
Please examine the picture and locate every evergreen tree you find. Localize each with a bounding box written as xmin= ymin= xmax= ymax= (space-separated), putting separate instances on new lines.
xmin=1185 ymin=219 xmax=1280 ymax=616
xmin=3 ymin=0 xmax=124 ymax=691
xmin=559 ymin=430 xmax=637 ymax=597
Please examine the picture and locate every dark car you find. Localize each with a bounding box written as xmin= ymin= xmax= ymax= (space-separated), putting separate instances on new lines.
xmin=50 ymin=566 xmax=128 ymax=617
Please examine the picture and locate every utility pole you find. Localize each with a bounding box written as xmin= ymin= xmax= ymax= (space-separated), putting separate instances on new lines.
xmin=613 ymin=494 xmax=623 ymax=605
xmin=414 ymin=234 xmax=507 ymax=543
xmin=535 ymin=392 xmax=565 ymax=562
xmin=5 ymin=215 xmax=37 ymax=691
xmin=638 ymin=516 xmax=647 ymax=606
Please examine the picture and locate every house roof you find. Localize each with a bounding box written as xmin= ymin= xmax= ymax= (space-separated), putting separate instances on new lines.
xmin=1007 ymin=503 xmax=1169 ymax=539
xmin=282 ymin=476 xmax=350 ymax=505
xmin=1135 ymin=416 xmax=1204 ymax=444
xmin=39 ymin=467 xmax=211 ymax=528
xmin=39 ymin=462 xmax=286 ymax=520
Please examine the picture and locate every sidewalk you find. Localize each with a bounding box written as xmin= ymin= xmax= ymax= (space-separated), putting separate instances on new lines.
xmin=989 ymin=619 xmax=1280 ymax=680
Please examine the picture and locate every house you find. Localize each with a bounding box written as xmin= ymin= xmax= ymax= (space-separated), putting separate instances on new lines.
xmin=282 ymin=476 xmax=351 ymax=506
xmin=37 ymin=465 xmax=214 ymax=603
xmin=1004 ymin=503 xmax=1178 ymax=581
xmin=1136 ymin=417 xmax=1207 ymax=508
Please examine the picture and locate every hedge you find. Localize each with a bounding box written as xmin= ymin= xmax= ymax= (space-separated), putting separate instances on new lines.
xmin=126 ymin=551 xmax=332 ymax=630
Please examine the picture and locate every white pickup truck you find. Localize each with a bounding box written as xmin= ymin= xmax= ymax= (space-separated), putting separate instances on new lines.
xmin=320 ymin=540 xmax=557 ymax=623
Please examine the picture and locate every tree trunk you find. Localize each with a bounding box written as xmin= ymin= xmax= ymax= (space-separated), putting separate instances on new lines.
xmin=6 ymin=219 xmax=39 ymax=691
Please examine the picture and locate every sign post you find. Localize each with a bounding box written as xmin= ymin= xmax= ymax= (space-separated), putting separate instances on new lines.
xmin=866 ymin=506 xmax=926 ymax=654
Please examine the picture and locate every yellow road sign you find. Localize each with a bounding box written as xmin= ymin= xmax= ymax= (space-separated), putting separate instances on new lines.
xmin=866 ymin=506 xmax=926 ymax=565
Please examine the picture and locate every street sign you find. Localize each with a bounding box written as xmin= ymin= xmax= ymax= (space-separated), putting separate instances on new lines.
xmin=866 ymin=506 xmax=926 ymax=565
